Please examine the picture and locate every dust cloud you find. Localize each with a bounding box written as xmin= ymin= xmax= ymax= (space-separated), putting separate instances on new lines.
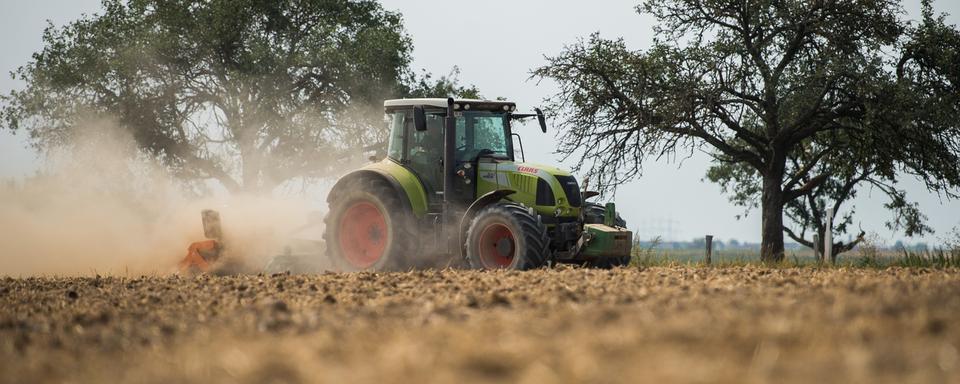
xmin=0 ymin=117 xmax=330 ymax=276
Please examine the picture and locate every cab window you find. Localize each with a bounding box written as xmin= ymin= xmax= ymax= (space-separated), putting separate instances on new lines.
xmin=386 ymin=112 xmax=405 ymax=161
xmin=455 ymin=111 xmax=511 ymax=161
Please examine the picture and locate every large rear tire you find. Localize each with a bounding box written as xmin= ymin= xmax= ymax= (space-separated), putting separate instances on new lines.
xmin=464 ymin=203 xmax=549 ymax=270
xmin=324 ymin=177 xmax=417 ymax=271
xmin=583 ymin=202 xmax=631 ymax=269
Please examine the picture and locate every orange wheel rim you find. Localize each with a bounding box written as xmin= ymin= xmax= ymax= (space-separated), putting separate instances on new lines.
xmin=338 ymin=201 xmax=388 ymax=269
xmin=478 ymin=223 xmax=516 ymax=268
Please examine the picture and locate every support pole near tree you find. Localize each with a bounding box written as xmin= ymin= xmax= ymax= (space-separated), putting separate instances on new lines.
xmin=813 ymin=234 xmax=822 ymax=263
xmin=825 ymin=208 xmax=834 ymax=265
xmin=705 ymin=235 xmax=713 ymax=265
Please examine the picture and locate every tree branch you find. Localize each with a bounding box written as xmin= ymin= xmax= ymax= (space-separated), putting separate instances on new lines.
xmin=784 ymin=225 xmax=813 ymax=248
xmin=784 ymin=173 xmax=830 ymax=201
xmin=783 ymin=146 xmax=832 ymax=191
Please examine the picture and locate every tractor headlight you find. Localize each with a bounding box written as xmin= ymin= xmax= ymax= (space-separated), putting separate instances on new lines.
xmin=464 ymin=104 xmax=471 ymax=110
xmin=453 ymin=103 xmax=461 ymax=110
xmin=554 ymin=208 xmax=563 ymax=217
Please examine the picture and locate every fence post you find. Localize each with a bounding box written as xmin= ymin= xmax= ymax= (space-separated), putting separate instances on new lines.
xmin=825 ymin=208 xmax=834 ymax=264
xmin=813 ymin=234 xmax=822 ymax=263
xmin=705 ymin=235 xmax=713 ymax=265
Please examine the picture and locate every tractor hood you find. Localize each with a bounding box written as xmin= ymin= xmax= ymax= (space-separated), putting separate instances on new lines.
xmin=476 ymin=161 xmax=582 ymax=217
xmin=513 ymin=162 xmax=573 ymax=178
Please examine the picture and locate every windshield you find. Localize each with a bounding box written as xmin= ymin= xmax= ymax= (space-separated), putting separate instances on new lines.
xmin=455 ymin=111 xmax=511 ymax=161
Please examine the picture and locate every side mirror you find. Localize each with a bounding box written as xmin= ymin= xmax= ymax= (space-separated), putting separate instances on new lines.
xmin=534 ymin=108 xmax=547 ymax=133
xmin=413 ymin=106 xmax=427 ymax=131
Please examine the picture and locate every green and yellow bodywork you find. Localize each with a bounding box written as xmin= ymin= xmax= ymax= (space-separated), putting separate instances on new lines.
xmin=473 ymin=162 xmax=581 ymax=219
xmin=349 ymin=158 xmax=631 ymax=262
xmin=363 ymin=160 xmax=429 ymax=216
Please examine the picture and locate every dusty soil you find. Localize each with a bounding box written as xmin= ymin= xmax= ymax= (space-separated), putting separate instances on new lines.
xmin=1 ymin=267 xmax=958 ymax=383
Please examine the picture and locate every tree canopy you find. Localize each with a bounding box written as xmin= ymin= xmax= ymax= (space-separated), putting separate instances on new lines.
xmin=535 ymin=0 xmax=960 ymax=261
xmin=2 ymin=0 xmax=477 ymax=194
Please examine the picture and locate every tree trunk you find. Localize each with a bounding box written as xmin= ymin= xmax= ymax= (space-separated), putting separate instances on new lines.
xmin=760 ymin=159 xmax=786 ymax=262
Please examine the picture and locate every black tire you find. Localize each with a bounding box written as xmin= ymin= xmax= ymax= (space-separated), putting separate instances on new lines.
xmin=583 ymin=202 xmax=627 ymax=227
xmin=583 ymin=202 xmax=631 ymax=268
xmin=323 ymin=177 xmax=417 ymax=271
xmin=464 ymin=203 xmax=550 ymax=270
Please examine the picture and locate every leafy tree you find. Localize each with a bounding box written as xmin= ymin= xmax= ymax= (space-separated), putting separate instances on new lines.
xmin=404 ymin=67 xmax=482 ymax=99
xmin=2 ymin=0 xmax=476 ymax=194
xmin=534 ymin=0 xmax=960 ymax=261
xmin=775 ymin=3 xmax=956 ymax=256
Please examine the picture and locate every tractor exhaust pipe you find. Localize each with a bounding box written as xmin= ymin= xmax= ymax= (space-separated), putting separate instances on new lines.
xmin=443 ymin=97 xmax=457 ymax=252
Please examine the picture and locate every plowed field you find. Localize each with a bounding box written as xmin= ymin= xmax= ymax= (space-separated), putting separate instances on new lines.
xmin=2 ymin=267 xmax=958 ymax=383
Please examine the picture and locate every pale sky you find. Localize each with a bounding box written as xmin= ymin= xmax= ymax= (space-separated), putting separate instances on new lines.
xmin=2 ymin=0 xmax=959 ymax=245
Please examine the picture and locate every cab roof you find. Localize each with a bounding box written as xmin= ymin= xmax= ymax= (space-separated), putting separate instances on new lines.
xmin=384 ymin=98 xmax=517 ymax=111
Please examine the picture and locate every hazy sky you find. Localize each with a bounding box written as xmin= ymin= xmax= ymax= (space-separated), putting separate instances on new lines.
xmin=2 ymin=0 xmax=958 ymax=244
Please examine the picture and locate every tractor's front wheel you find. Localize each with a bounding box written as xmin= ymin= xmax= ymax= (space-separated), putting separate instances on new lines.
xmin=324 ymin=177 xmax=416 ymax=271
xmin=583 ymin=202 xmax=627 ymax=227
xmin=464 ymin=203 xmax=549 ymax=270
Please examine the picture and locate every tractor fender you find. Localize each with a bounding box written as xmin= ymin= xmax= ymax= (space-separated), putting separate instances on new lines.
xmin=327 ymin=169 xmax=413 ymax=214
xmin=458 ymin=189 xmax=517 ymax=256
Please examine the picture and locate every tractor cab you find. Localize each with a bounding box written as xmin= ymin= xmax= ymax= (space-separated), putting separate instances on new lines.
xmin=383 ymin=98 xmax=542 ymax=208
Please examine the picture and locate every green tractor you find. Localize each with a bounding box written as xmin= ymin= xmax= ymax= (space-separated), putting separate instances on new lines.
xmin=324 ymin=98 xmax=632 ymax=271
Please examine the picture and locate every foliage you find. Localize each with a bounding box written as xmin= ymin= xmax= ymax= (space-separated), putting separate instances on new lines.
xmin=630 ymin=236 xmax=664 ymax=267
xmin=1 ymin=0 xmax=477 ymax=194
xmin=535 ymin=0 xmax=960 ymax=261
xmin=853 ymin=233 xmax=884 ymax=267
xmin=888 ymin=248 xmax=960 ymax=268
xmin=943 ymin=225 xmax=960 ymax=251
xmin=403 ymin=67 xmax=482 ymax=100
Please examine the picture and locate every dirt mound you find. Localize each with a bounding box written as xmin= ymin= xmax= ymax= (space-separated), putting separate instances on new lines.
xmin=1 ymin=267 xmax=958 ymax=383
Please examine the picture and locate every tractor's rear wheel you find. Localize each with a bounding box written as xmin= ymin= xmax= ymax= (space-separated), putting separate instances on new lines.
xmin=465 ymin=203 xmax=549 ymax=270
xmin=324 ymin=177 xmax=416 ymax=271
xmin=583 ymin=202 xmax=631 ymax=268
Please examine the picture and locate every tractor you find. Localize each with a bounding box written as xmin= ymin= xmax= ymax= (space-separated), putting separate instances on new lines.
xmin=323 ymin=98 xmax=632 ymax=271
xmin=178 ymin=98 xmax=633 ymax=273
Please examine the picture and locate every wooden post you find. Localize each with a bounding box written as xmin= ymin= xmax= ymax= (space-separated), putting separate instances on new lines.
xmin=705 ymin=235 xmax=713 ymax=265
xmin=813 ymin=234 xmax=822 ymax=262
xmin=825 ymin=208 xmax=834 ymax=264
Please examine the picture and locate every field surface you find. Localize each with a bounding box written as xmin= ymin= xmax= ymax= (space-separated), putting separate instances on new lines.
xmin=2 ymin=267 xmax=959 ymax=383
